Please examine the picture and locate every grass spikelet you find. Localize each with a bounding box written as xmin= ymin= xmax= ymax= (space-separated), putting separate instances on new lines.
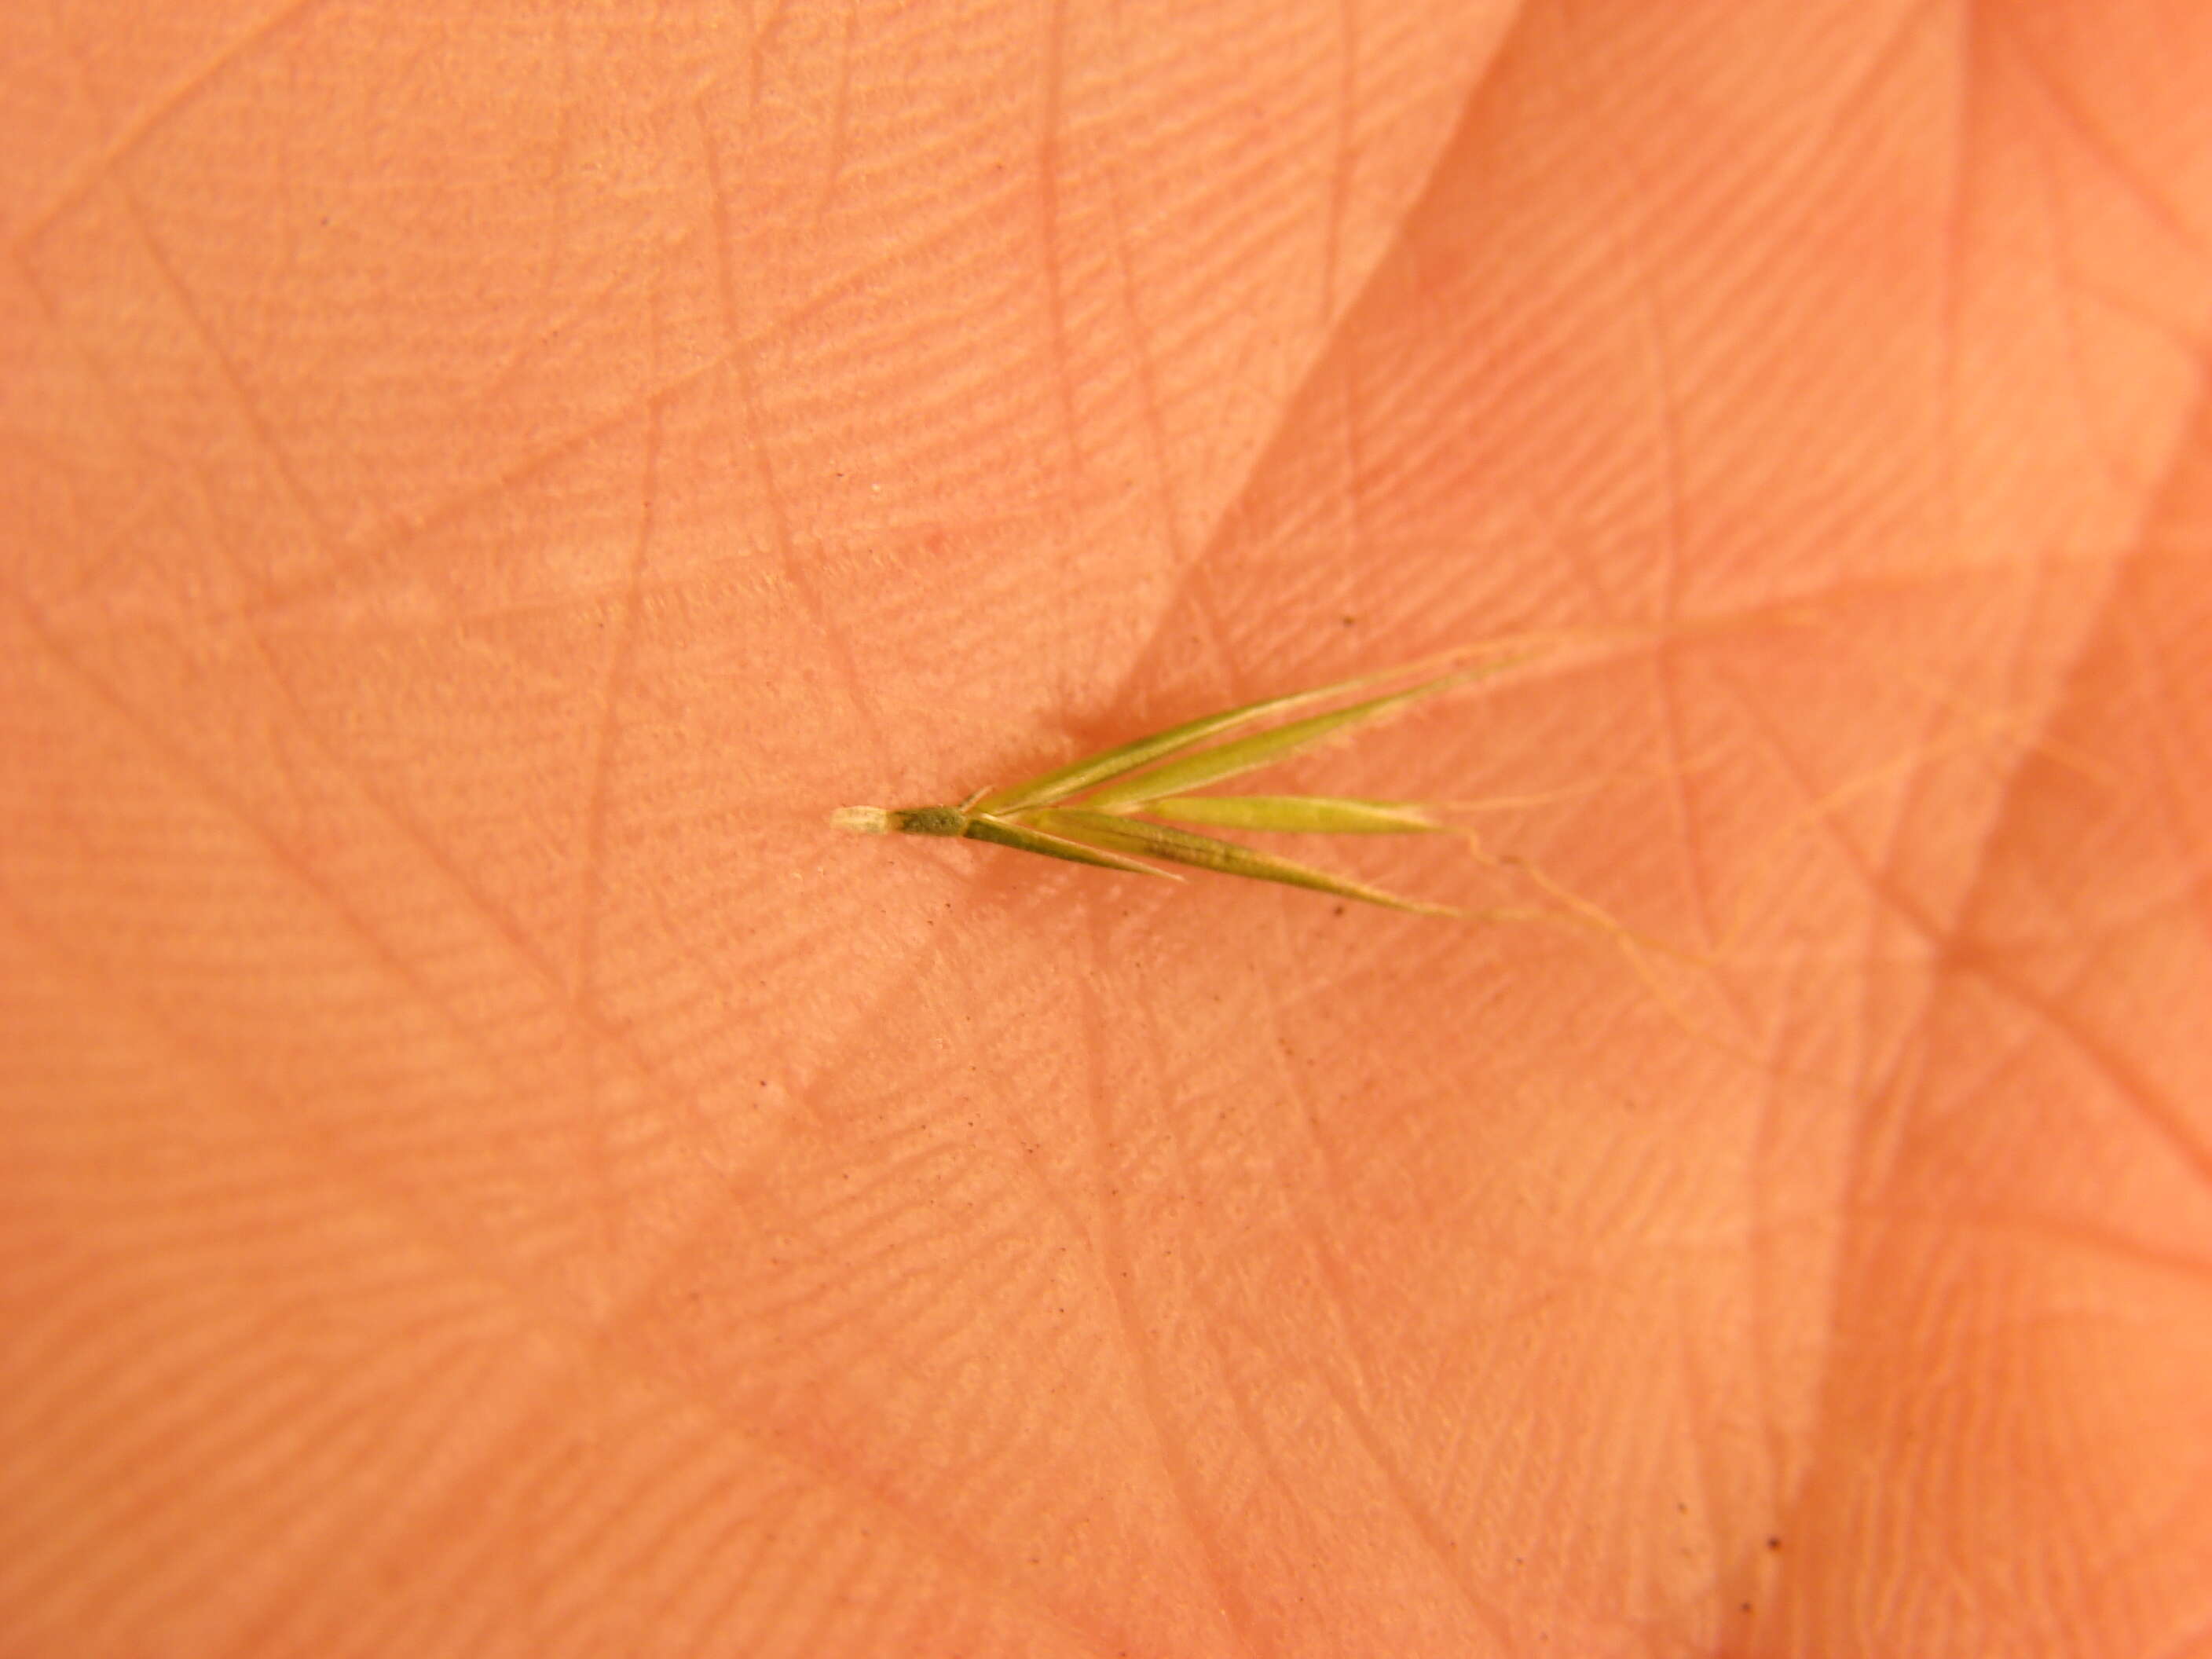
xmin=833 ymin=655 xmax=1534 ymax=914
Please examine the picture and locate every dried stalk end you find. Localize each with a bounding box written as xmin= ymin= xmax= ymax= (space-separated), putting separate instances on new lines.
xmin=830 ymin=806 xmax=892 ymax=834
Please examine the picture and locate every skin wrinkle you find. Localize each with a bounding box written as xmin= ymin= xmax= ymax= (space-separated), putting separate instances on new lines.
xmin=2119 ymin=592 xmax=2212 ymax=869
xmin=1744 ymin=1035 xmax=1791 ymax=1524
xmin=208 ymin=354 xmax=724 ymax=630
xmin=721 ymin=302 xmax=882 ymax=745
xmin=1169 ymin=981 xmax=1377 ymax=1591
xmin=1707 ymin=690 xmax=1972 ymax=1212
xmin=1696 ymin=650 xmax=2048 ymax=932
xmin=24 ymin=236 xmax=743 ymax=1247
xmin=463 ymin=226 xmax=693 ymax=411
xmin=1910 ymin=631 xmax=2212 ymax=1190
xmin=1339 ymin=350 xmax=1374 ymax=580
xmin=2064 ymin=271 xmax=2212 ymax=374
xmin=1192 ymin=943 xmax=1517 ymax=1645
xmin=1553 ymin=9 xmax=1718 ymax=960
xmin=0 ymin=893 xmax=1076 ymax=1653
xmin=1896 ymin=981 xmax=2048 ymax=1170
xmin=1100 ymin=140 xmax=1193 ymax=573
xmin=57 ymin=1357 xmax=332 ymax=1639
xmin=740 ymin=0 xmax=777 ymax=130
xmin=1421 ymin=1283 xmax=1566 ymax=1509
xmin=539 ymin=12 xmax=580 ymax=355
xmin=2001 ymin=13 xmax=2210 ymax=261
xmin=1793 ymin=0 xmax=1951 ymax=167
xmin=1268 ymin=985 xmax=1364 ymax=1234
xmin=6 ymin=606 xmax=526 ymax=1093
xmin=1717 ymin=654 xmax=1973 ymax=956
xmin=1829 ymin=1075 xmax=2192 ymax=1646
xmin=694 ymin=97 xmax=745 ymax=386
xmin=0 ymin=921 xmax=368 ymax=1533
xmin=199 ymin=1357 xmax=497 ymax=1645
xmin=1180 ymin=1298 xmax=1317 ymax=1606
xmin=423 ymin=1390 xmax=638 ymax=1654
xmin=20 ymin=484 xmax=840 ymax=1435
xmin=2085 ymin=1460 xmax=2212 ymax=1596
xmin=1321 ymin=0 xmax=1355 ymax=328
xmin=1167 ymin=287 xmax=1254 ymax=518
xmin=599 ymin=1196 xmax=1137 ymax=1657
xmin=676 ymin=1511 xmax=805 ymax=1659
xmin=1822 ymin=1203 xmax=2203 ymax=1283
xmin=2001 ymin=51 xmax=2212 ymax=559
xmin=1072 ymin=910 xmax=1263 ymax=1659
xmin=817 ymin=950 xmax=1115 ymax=1254
xmin=1489 ymin=448 xmax=1628 ymax=621
xmin=1203 ymin=1290 xmax=1507 ymax=1648
xmin=1749 ymin=1005 xmax=1833 ymax=1522
xmin=695 ymin=85 xmax=1050 ymax=759
xmin=1035 ymin=0 xmax=1082 ymax=469
xmin=13 ymin=0 xmax=331 ymax=257
xmin=83 ymin=538 xmax=701 ymax=1141
xmin=1938 ymin=2 xmax=1977 ymax=567
xmin=2013 ymin=60 xmax=2175 ymax=513
xmin=1833 ymin=650 xmax=1997 ymax=1217
xmin=2147 ymin=1611 xmax=2212 ymax=1659
xmin=83 ymin=130 xmax=343 ymax=569
xmin=1194 ymin=1039 xmax=1380 ymax=1574
xmin=14 ymin=215 xmax=298 ymax=620
xmin=23 ymin=465 xmax=148 ymax=616
xmin=809 ymin=0 xmax=860 ymax=231
xmin=573 ymin=387 xmax=662 ymax=1262
xmin=2031 ymin=861 xmax=2212 ymax=950
xmin=546 ymin=1380 xmax=1061 ymax=1659
xmin=229 ymin=95 xmax=1123 ymax=559
xmin=1975 ymin=932 xmax=2212 ymax=1188
xmin=1299 ymin=1320 xmax=1520 ymax=1650
xmin=1743 ymin=1039 xmax=1884 ymax=1636
xmin=1662 ymin=1309 xmax=1729 ymax=1627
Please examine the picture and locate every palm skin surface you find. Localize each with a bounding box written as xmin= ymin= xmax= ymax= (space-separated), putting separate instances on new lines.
xmin=4 ymin=2 xmax=2211 ymax=1655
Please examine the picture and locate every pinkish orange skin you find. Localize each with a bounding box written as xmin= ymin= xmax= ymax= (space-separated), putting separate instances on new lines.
xmin=7 ymin=4 xmax=2207 ymax=1654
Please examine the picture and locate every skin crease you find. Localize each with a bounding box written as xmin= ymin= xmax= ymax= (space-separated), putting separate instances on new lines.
xmin=3 ymin=1 xmax=2211 ymax=1655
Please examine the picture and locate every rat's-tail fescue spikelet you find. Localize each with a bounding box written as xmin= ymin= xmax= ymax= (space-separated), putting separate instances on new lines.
xmin=831 ymin=653 xmax=1542 ymax=914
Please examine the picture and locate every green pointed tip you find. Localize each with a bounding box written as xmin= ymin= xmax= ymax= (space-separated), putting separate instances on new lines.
xmin=1079 ymin=674 xmax=1471 ymax=811
xmin=1022 ymin=808 xmax=1456 ymax=915
xmin=1141 ymin=795 xmax=1445 ymax=834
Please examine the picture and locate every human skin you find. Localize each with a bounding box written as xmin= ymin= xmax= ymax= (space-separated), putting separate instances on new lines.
xmin=5 ymin=2 xmax=2212 ymax=1655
